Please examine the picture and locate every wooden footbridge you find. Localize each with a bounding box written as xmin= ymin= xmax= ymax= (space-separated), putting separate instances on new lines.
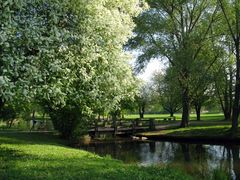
xmin=88 ymin=117 xmax=177 ymax=137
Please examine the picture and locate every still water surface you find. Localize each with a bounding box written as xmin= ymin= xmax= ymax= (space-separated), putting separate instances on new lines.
xmin=80 ymin=140 xmax=240 ymax=179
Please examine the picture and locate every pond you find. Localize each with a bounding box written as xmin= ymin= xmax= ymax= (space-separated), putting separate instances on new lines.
xmin=79 ymin=140 xmax=240 ymax=180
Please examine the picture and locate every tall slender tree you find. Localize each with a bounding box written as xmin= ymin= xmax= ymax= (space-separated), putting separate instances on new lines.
xmin=218 ymin=0 xmax=240 ymax=131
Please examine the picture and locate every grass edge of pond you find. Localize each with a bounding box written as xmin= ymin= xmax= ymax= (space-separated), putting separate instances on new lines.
xmin=138 ymin=125 xmax=240 ymax=144
xmin=0 ymin=131 xmax=193 ymax=180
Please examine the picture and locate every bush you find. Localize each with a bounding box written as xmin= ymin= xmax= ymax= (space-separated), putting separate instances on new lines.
xmin=72 ymin=118 xmax=89 ymax=140
xmin=49 ymin=106 xmax=90 ymax=139
xmin=16 ymin=119 xmax=29 ymax=130
xmin=1 ymin=105 xmax=17 ymax=128
xmin=1 ymin=106 xmax=17 ymax=120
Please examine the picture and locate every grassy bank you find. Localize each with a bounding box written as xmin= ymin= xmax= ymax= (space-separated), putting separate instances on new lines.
xmin=138 ymin=125 xmax=240 ymax=143
xmin=125 ymin=113 xmax=224 ymax=121
xmin=0 ymin=131 xmax=192 ymax=180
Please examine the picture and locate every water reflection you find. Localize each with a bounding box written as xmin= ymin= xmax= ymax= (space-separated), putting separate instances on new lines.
xmin=79 ymin=141 xmax=240 ymax=179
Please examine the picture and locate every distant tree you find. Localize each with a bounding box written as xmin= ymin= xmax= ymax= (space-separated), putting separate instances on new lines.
xmin=213 ymin=54 xmax=235 ymax=121
xmin=152 ymin=70 xmax=182 ymax=117
xmin=208 ymin=12 xmax=236 ymax=121
xmin=218 ymin=0 xmax=240 ymax=130
xmin=192 ymin=91 xmax=212 ymax=121
xmin=136 ymin=83 xmax=151 ymax=119
xmin=128 ymin=0 xmax=219 ymax=127
xmin=190 ymin=47 xmax=217 ymax=121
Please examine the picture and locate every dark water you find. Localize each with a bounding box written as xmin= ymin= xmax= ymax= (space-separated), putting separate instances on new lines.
xmin=80 ymin=140 xmax=240 ymax=180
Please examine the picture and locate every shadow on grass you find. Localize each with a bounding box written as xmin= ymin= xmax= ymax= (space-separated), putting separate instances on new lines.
xmin=159 ymin=127 xmax=240 ymax=145
xmin=0 ymin=132 xmax=192 ymax=180
xmin=0 ymin=132 xmax=65 ymax=145
xmin=0 ymin=147 xmax=121 ymax=180
xmin=0 ymin=132 xmax=125 ymax=179
xmin=190 ymin=115 xmax=225 ymax=121
xmin=166 ymin=126 xmax=240 ymax=137
xmin=0 ymin=150 xmax=191 ymax=180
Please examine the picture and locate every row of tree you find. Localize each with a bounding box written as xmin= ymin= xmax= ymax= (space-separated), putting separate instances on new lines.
xmin=128 ymin=0 xmax=240 ymax=131
xmin=1 ymin=0 xmax=240 ymax=138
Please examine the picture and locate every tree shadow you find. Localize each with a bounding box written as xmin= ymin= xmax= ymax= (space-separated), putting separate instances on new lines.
xmin=0 ymin=143 xmax=156 ymax=180
xmin=0 ymin=132 xmax=162 ymax=180
xmin=0 ymin=147 xmax=31 ymax=179
xmin=0 ymin=130 xmax=196 ymax=180
xmin=0 ymin=131 xmax=66 ymax=146
xmin=167 ymin=126 xmax=236 ymax=138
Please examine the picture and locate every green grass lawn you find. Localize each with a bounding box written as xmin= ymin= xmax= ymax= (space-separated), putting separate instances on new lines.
xmin=139 ymin=125 xmax=240 ymax=142
xmin=0 ymin=131 xmax=192 ymax=180
xmin=125 ymin=113 xmax=224 ymax=121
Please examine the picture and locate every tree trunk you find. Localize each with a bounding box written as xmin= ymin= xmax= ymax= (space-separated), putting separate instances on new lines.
xmin=112 ymin=112 xmax=118 ymax=137
xmin=94 ymin=114 xmax=100 ymax=137
xmin=8 ymin=119 xmax=14 ymax=128
xmin=181 ymin=87 xmax=190 ymax=127
xmin=219 ymin=83 xmax=231 ymax=121
xmin=139 ymin=106 xmax=144 ymax=119
xmin=30 ymin=110 xmax=36 ymax=131
xmin=170 ymin=111 xmax=174 ymax=117
xmin=232 ymin=39 xmax=240 ymax=131
xmin=232 ymin=146 xmax=240 ymax=180
xmin=149 ymin=142 xmax=156 ymax=153
xmin=181 ymin=144 xmax=191 ymax=162
xmin=224 ymin=110 xmax=231 ymax=121
xmin=121 ymin=113 xmax=124 ymax=119
xmin=195 ymin=105 xmax=201 ymax=121
xmin=229 ymin=65 xmax=233 ymax=119
xmin=0 ymin=98 xmax=4 ymax=118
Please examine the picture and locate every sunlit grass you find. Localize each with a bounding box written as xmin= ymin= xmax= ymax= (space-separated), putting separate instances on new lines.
xmin=140 ymin=125 xmax=240 ymax=140
xmin=0 ymin=131 xmax=192 ymax=180
xmin=125 ymin=113 xmax=224 ymax=121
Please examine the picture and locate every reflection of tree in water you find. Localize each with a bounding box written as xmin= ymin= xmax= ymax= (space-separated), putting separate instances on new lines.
xmin=149 ymin=141 xmax=155 ymax=153
xmin=137 ymin=141 xmax=177 ymax=165
xmin=196 ymin=145 xmax=240 ymax=180
xmin=111 ymin=141 xmax=143 ymax=163
xmin=232 ymin=146 xmax=240 ymax=180
xmin=225 ymin=146 xmax=240 ymax=180
xmin=194 ymin=144 xmax=212 ymax=179
xmin=208 ymin=146 xmax=240 ymax=180
xmin=80 ymin=141 xmax=240 ymax=179
xmin=216 ymin=146 xmax=231 ymax=179
xmin=81 ymin=141 xmax=143 ymax=163
xmin=156 ymin=142 xmax=178 ymax=163
xmin=181 ymin=144 xmax=191 ymax=162
xmin=168 ymin=144 xmax=213 ymax=179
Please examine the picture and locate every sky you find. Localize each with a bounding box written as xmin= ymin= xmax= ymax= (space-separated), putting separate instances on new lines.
xmin=137 ymin=59 xmax=164 ymax=82
xmin=129 ymin=51 xmax=166 ymax=82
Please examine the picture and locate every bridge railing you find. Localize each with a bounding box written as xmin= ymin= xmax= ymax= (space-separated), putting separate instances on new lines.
xmin=89 ymin=116 xmax=176 ymax=137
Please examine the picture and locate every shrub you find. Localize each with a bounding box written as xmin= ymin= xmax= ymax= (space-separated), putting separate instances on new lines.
xmin=49 ymin=106 xmax=90 ymax=139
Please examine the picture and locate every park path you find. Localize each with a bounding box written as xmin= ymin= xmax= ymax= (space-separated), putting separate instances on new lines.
xmin=155 ymin=123 xmax=180 ymax=130
xmin=155 ymin=120 xmax=229 ymax=130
